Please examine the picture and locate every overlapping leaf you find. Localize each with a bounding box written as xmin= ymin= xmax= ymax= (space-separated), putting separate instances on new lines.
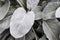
xmin=10 ymin=7 xmax=35 ymax=38
xmin=27 ymin=0 xmax=39 ymax=10
xmin=32 ymin=6 xmax=44 ymax=20
xmin=43 ymin=19 xmax=60 ymax=40
xmin=0 ymin=0 xmax=10 ymax=20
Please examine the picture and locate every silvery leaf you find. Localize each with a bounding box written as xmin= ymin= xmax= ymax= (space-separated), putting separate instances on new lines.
xmin=43 ymin=11 xmax=55 ymax=20
xmin=32 ymin=6 xmax=44 ymax=20
xmin=43 ymin=2 xmax=60 ymax=14
xmin=43 ymin=19 xmax=60 ymax=40
xmin=27 ymin=0 xmax=39 ymax=10
xmin=10 ymin=7 xmax=35 ymax=38
xmin=0 ymin=0 xmax=10 ymax=20
xmin=55 ymin=7 xmax=60 ymax=18
xmin=0 ymin=15 xmax=11 ymax=34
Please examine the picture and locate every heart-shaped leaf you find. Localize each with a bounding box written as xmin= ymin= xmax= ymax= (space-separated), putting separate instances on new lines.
xmin=10 ymin=7 xmax=35 ymax=38
xmin=0 ymin=15 xmax=11 ymax=34
xmin=55 ymin=7 xmax=60 ymax=18
xmin=43 ymin=19 xmax=60 ymax=40
xmin=0 ymin=0 xmax=10 ymax=20
xmin=27 ymin=0 xmax=39 ymax=10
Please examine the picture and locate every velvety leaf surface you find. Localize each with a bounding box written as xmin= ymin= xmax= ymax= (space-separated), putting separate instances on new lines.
xmin=10 ymin=7 xmax=35 ymax=38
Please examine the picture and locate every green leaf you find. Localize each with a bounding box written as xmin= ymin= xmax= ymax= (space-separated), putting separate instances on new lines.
xmin=10 ymin=7 xmax=35 ymax=38
xmin=0 ymin=0 xmax=10 ymax=20
xmin=27 ymin=0 xmax=39 ymax=10
xmin=43 ymin=19 xmax=60 ymax=40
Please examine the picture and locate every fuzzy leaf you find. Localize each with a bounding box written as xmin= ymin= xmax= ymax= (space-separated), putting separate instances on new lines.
xmin=27 ymin=0 xmax=39 ymax=10
xmin=43 ymin=19 xmax=60 ymax=40
xmin=10 ymin=7 xmax=35 ymax=38
xmin=0 ymin=0 xmax=10 ymax=20
xmin=55 ymin=7 xmax=60 ymax=18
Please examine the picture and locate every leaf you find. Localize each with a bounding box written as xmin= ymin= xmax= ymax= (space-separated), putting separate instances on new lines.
xmin=43 ymin=11 xmax=55 ymax=20
xmin=0 ymin=15 xmax=11 ymax=34
xmin=43 ymin=2 xmax=60 ymax=14
xmin=43 ymin=19 xmax=60 ymax=40
xmin=10 ymin=7 xmax=35 ymax=38
xmin=0 ymin=0 xmax=10 ymax=20
xmin=39 ymin=35 xmax=47 ymax=40
xmin=27 ymin=0 xmax=39 ymax=10
xmin=55 ymin=7 xmax=60 ymax=18
xmin=32 ymin=6 xmax=44 ymax=20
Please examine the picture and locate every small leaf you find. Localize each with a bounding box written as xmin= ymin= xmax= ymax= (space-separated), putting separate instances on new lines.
xmin=43 ymin=19 xmax=60 ymax=40
xmin=55 ymin=7 xmax=60 ymax=18
xmin=10 ymin=7 xmax=35 ymax=38
xmin=0 ymin=0 xmax=10 ymax=20
xmin=27 ymin=0 xmax=39 ymax=10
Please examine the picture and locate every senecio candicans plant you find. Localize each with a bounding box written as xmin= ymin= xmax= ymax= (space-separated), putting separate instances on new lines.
xmin=0 ymin=0 xmax=60 ymax=40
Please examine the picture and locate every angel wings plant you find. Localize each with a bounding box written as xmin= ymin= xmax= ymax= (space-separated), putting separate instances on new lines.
xmin=0 ymin=0 xmax=60 ymax=40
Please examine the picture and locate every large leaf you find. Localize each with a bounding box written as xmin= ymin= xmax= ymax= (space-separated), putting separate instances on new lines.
xmin=0 ymin=0 xmax=10 ymax=20
xmin=10 ymin=7 xmax=35 ymax=38
xmin=43 ymin=2 xmax=60 ymax=14
xmin=27 ymin=0 xmax=39 ymax=10
xmin=0 ymin=15 xmax=11 ymax=34
xmin=55 ymin=7 xmax=60 ymax=18
xmin=43 ymin=19 xmax=60 ymax=40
